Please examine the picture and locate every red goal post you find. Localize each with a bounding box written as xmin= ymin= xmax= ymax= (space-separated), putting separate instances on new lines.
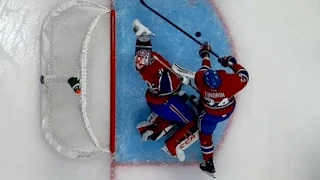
xmin=110 ymin=8 xmax=116 ymax=154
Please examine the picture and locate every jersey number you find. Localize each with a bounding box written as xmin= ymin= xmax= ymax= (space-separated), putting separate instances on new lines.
xmin=204 ymin=97 xmax=230 ymax=107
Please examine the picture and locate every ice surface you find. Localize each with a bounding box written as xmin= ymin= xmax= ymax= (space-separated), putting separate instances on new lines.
xmin=1 ymin=0 xmax=320 ymax=180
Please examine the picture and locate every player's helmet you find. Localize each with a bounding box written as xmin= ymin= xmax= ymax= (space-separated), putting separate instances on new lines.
xmin=204 ymin=69 xmax=221 ymax=89
xmin=134 ymin=49 xmax=152 ymax=70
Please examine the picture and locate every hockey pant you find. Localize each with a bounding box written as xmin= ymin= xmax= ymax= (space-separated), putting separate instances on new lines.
xmin=147 ymin=94 xmax=196 ymax=126
xmin=198 ymin=107 xmax=235 ymax=161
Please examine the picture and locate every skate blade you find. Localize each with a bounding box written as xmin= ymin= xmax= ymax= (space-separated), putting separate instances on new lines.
xmin=202 ymin=171 xmax=216 ymax=178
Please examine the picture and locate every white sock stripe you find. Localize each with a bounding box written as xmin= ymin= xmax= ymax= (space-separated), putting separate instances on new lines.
xmin=136 ymin=45 xmax=152 ymax=48
xmin=169 ymin=105 xmax=189 ymax=124
xmin=168 ymin=74 xmax=173 ymax=92
xmin=201 ymin=144 xmax=214 ymax=149
xmin=202 ymin=150 xmax=214 ymax=154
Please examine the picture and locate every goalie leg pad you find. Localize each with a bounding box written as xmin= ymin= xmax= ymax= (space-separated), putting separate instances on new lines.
xmin=137 ymin=114 xmax=175 ymax=141
xmin=162 ymin=120 xmax=198 ymax=161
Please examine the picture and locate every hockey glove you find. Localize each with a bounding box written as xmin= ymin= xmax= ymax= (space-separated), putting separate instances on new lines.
xmin=218 ymin=56 xmax=237 ymax=67
xmin=199 ymin=42 xmax=211 ymax=58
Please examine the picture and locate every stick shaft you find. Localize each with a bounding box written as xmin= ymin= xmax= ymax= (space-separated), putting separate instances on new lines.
xmin=140 ymin=0 xmax=220 ymax=58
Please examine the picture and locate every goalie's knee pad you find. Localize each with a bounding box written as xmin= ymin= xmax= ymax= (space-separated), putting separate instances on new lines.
xmin=137 ymin=113 xmax=175 ymax=141
xmin=162 ymin=120 xmax=198 ymax=161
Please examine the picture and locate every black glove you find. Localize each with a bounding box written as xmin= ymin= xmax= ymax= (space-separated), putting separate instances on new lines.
xmin=199 ymin=42 xmax=211 ymax=58
xmin=218 ymin=56 xmax=237 ymax=67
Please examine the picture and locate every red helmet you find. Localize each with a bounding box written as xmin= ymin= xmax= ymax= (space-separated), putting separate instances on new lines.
xmin=134 ymin=50 xmax=151 ymax=70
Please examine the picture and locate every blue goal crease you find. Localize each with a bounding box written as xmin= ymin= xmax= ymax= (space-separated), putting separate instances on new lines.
xmin=115 ymin=0 xmax=232 ymax=164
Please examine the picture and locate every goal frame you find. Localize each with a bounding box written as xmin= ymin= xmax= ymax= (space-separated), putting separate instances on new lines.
xmin=40 ymin=0 xmax=116 ymax=158
xmin=110 ymin=8 xmax=116 ymax=155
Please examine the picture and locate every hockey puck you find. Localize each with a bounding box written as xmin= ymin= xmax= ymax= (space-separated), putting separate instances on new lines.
xmin=195 ymin=31 xmax=201 ymax=37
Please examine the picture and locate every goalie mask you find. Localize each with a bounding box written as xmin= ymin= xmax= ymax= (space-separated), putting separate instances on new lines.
xmin=134 ymin=49 xmax=152 ymax=70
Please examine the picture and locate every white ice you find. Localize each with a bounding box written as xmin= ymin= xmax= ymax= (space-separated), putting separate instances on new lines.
xmin=1 ymin=0 xmax=320 ymax=180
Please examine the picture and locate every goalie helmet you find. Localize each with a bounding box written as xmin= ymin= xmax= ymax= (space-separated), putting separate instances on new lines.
xmin=204 ymin=69 xmax=221 ymax=89
xmin=134 ymin=49 xmax=152 ymax=70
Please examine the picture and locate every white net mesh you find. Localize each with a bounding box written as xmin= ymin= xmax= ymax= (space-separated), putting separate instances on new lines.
xmin=81 ymin=12 xmax=111 ymax=152
xmin=40 ymin=0 xmax=112 ymax=159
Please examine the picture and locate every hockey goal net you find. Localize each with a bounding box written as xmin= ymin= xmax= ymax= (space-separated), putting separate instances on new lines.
xmin=40 ymin=0 xmax=116 ymax=159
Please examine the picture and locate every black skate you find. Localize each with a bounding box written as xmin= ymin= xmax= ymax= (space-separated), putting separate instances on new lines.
xmin=200 ymin=159 xmax=216 ymax=178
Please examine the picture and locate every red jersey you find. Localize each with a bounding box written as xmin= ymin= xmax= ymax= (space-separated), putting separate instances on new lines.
xmin=195 ymin=57 xmax=249 ymax=116
xmin=138 ymin=51 xmax=182 ymax=105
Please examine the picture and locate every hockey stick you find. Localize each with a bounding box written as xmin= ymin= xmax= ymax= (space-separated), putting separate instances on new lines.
xmin=140 ymin=0 xmax=220 ymax=58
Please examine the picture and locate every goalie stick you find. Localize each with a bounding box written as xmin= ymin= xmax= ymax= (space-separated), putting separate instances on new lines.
xmin=140 ymin=0 xmax=220 ymax=58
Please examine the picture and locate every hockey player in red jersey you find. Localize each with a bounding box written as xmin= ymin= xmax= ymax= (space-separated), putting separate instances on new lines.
xmin=133 ymin=19 xmax=199 ymax=160
xmin=194 ymin=42 xmax=249 ymax=175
